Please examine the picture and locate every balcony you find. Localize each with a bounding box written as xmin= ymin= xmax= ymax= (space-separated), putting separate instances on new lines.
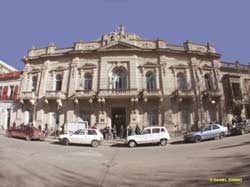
xmin=142 ymin=89 xmax=162 ymax=98
xmin=19 ymin=91 xmax=38 ymax=100
xmin=75 ymin=89 xmax=96 ymax=99
xmin=98 ymin=89 xmax=139 ymax=98
xmin=203 ymin=88 xmax=222 ymax=98
xmin=45 ymin=90 xmax=67 ymax=100
xmin=178 ymin=89 xmax=194 ymax=98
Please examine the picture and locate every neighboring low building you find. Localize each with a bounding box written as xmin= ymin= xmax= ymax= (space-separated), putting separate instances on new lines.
xmin=220 ymin=61 xmax=250 ymax=123
xmin=0 ymin=60 xmax=21 ymax=129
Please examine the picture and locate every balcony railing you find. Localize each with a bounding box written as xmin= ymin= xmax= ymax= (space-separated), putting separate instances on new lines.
xmin=19 ymin=91 xmax=37 ymax=100
xmin=178 ymin=88 xmax=194 ymax=97
xmin=203 ymin=88 xmax=222 ymax=98
xmin=142 ymin=89 xmax=162 ymax=97
xmin=45 ymin=90 xmax=67 ymax=100
xmin=98 ymin=89 xmax=138 ymax=97
xmin=75 ymin=89 xmax=96 ymax=98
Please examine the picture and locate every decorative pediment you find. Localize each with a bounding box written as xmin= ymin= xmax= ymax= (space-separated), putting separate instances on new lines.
xmin=169 ymin=64 xmax=188 ymax=69
xmin=78 ymin=63 xmax=97 ymax=69
xmin=99 ymin=41 xmax=142 ymax=51
xmin=50 ymin=65 xmax=66 ymax=72
xmin=202 ymin=64 xmax=213 ymax=70
xmin=141 ymin=62 xmax=160 ymax=68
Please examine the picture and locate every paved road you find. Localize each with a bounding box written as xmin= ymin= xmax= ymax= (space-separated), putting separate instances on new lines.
xmin=0 ymin=133 xmax=249 ymax=187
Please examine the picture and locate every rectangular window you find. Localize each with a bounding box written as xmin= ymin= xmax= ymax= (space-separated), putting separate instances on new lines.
xmin=0 ymin=86 xmax=2 ymax=97
xmin=152 ymin=128 xmax=160 ymax=134
xmin=232 ymin=83 xmax=242 ymax=98
xmin=147 ymin=111 xmax=158 ymax=126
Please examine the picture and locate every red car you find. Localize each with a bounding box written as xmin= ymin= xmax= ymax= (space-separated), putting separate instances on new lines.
xmin=6 ymin=124 xmax=44 ymax=141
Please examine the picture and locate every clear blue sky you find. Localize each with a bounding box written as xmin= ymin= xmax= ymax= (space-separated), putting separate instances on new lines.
xmin=0 ymin=0 xmax=249 ymax=70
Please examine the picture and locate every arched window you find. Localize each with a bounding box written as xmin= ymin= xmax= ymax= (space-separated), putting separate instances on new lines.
xmin=84 ymin=73 xmax=92 ymax=90
xmin=111 ymin=67 xmax=128 ymax=90
xmin=204 ymin=74 xmax=214 ymax=91
xmin=32 ymin=76 xmax=38 ymax=92
xmin=55 ymin=74 xmax=62 ymax=91
xmin=146 ymin=71 xmax=157 ymax=90
xmin=176 ymin=72 xmax=188 ymax=90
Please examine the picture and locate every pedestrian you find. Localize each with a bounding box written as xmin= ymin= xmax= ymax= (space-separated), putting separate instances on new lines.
xmin=127 ymin=125 xmax=132 ymax=136
xmin=120 ymin=124 xmax=124 ymax=139
xmin=44 ymin=123 xmax=48 ymax=137
xmin=135 ymin=124 xmax=141 ymax=135
xmin=38 ymin=125 xmax=41 ymax=131
xmin=112 ymin=126 xmax=116 ymax=139
xmin=13 ymin=121 xmax=16 ymax=129
xmin=61 ymin=125 xmax=64 ymax=134
xmin=91 ymin=123 xmax=97 ymax=129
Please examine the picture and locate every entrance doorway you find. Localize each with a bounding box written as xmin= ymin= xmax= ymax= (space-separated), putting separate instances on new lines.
xmin=111 ymin=107 xmax=126 ymax=138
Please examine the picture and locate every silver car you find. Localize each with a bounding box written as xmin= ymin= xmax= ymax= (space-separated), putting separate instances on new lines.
xmin=184 ymin=124 xmax=228 ymax=143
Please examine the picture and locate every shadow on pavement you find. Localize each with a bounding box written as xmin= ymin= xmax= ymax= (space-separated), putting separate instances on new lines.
xmin=170 ymin=140 xmax=190 ymax=145
xmin=50 ymin=141 xmax=92 ymax=148
xmin=212 ymin=141 xmax=250 ymax=150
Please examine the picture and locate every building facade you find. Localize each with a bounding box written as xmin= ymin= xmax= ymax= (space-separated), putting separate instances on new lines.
xmin=0 ymin=60 xmax=20 ymax=129
xmin=17 ymin=26 xmax=246 ymax=135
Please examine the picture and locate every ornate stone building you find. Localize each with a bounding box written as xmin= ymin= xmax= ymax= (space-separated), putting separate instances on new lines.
xmin=0 ymin=60 xmax=20 ymax=129
xmin=17 ymin=26 xmax=229 ymax=135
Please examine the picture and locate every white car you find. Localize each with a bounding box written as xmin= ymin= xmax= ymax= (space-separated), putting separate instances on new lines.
xmin=125 ymin=126 xmax=171 ymax=148
xmin=59 ymin=129 xmax=103 ymax=147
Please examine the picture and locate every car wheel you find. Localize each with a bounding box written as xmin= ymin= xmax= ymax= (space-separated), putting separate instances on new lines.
xmin=26 ymin=135 xmax=31 ymax=141
xmin=128 ymin=140 xmax=136 ymax=148
xmin=194 ymin=136 xmax=201 ymax=143
xmin=160 ymin=139 xmax=167 ymax=146
xmin=6 ymin=131 xmax=11 ymax=137
xmin=62 ymin=138 xmax=69 ymax=146
xmin=219 ymin=132 xmax=225 ymax=139
xmin=91 ymin=140 xmax=100 ymax=147
xmin=240 ymin=129 xmax=245 ymax=135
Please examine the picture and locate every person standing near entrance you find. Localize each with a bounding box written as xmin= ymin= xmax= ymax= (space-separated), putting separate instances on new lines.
xmin=135 ymin=124 xmax=141 ymax=135
xmin=127 ymin=125 xmax=132 ymax=136
xmin=120 ymin=124 xmax=124 ymax=139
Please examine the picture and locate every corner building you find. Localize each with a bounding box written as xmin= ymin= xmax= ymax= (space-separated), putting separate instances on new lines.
xmin=18 ymin=26 xmax=223 ymax=135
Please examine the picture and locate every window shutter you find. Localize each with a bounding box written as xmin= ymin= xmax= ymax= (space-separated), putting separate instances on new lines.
xmin=13 ymin=85 xmax=19 ymax=101
xmin=2 ymin=86 xmax=8 ymax=100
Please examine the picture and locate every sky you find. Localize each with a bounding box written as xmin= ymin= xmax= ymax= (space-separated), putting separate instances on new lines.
xmin=0 ymin=0 xmax=250 ymax=70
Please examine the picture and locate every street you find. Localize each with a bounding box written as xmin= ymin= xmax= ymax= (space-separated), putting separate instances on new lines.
xmin=0 ymin=133 xmax=249 ymax=187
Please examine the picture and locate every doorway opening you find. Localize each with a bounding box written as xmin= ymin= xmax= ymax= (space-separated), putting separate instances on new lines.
xmin=111 ymin=107 xmax=126 ymax=138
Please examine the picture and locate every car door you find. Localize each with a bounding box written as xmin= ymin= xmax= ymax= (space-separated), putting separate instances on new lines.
xmin=212 ymin=124 xmax=220 ymax=138
xmin=139 ymin=128 xmax=151 ymax=144
xmin=201 ymin=126 xmax=212 ymax=140
xmin=151 ymin=128 xmax=160 ymax=143
xmin=15 ymin=125 xmax=25 ymax=138
xmin=85 ymin=129 xmax=98 ymax=144
xmin=69 ymin=129 xmax=86 ymax=144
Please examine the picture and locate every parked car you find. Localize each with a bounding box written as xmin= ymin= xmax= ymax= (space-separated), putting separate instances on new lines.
xmin=184 ymin=124 xmax=228 ymax=143
xmin=125 ymin=126 xmax=171 ymax=148
xmin=6 ymin=124 xmax=44 ymax=141
xmin=59 ymin=129 xmax=103 ymax=147
xmin=230 ymin=122 xmax=250 ymax=135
